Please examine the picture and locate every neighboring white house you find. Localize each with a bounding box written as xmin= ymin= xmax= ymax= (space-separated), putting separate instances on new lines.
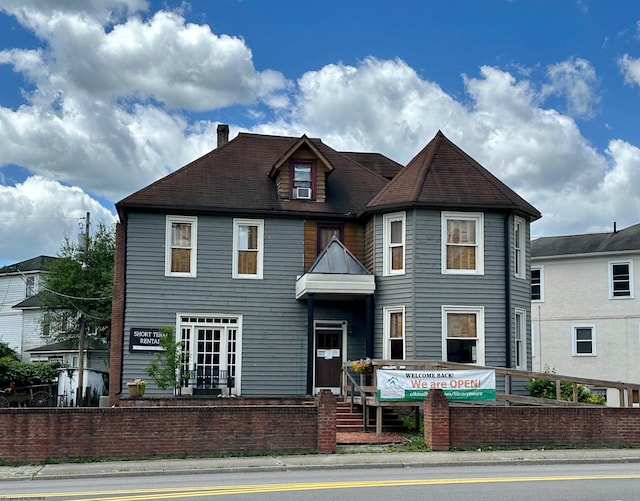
xmin=0 ymin=256 xmax=57 ymax=360
xmin=531 ymin=223 xmax=640 ymax=406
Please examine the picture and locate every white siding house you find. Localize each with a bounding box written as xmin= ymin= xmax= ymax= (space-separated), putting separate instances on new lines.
xmin=531 ymin=223 xmax=640 ymax=406
xmin=0 ymin=256 xmax=56 ymax=360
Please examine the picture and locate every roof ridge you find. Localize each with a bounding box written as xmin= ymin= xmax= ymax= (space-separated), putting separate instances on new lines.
xmin=409 ymin=130 xmax=441 ymax=201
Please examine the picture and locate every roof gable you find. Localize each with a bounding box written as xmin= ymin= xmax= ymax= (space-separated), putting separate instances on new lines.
xmin=268 ymin=134 xmax=334 ymax=179
xmin=365 ymin=131 xmax=541 ymax=219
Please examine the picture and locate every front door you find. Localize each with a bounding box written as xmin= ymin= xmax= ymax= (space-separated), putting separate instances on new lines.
xmin=314 ymin=321 xmax=346 ymax=395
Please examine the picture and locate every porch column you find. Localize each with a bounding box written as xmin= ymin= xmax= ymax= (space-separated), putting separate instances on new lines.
xmin=365 ymin=294 xmax=374 ymax=358
xmin=306 ymin=293 xmax=314 ymax=395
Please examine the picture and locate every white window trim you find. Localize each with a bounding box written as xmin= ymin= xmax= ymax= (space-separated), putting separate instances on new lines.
xmin=609 ymin=260 xmax=634 ymax=299
xmin=176 ymin=313 xmax=243 ymax=396
xmin=383 ymin=212 xmax=406 ymax=276
xmin=514 ymin=307 xmax=527 ymax=370
xmin=441 ymin=212 xmax=484 ymax=275
xmin=514 ymin=216 xmax=526 ymax=279
xmin=531 ymin=265 xmax=544 ymax=302
xmin=441 ymin=305 xmax=485 ymax=365
xmin=165 ymin=215 xmax=197 ymax=277
xmin=572 ymin=323 xmax=596 ymax=357
xmin=383 ymin=305 xmax=405 ymax=359
xmin=232 ymin=218 xmax=264 ymax=279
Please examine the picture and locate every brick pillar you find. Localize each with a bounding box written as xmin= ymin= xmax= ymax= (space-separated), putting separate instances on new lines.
xmin=315 ymin=390 xmax=336 ymax=454
xmin=109 ymin=221 xmax=126 ymax=406
xmin=424 ymin=389 xmax=450 ymax=451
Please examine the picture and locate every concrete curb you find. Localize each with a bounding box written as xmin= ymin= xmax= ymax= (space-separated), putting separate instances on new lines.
xmin=2 ymin=449 xmax=640 ymax=481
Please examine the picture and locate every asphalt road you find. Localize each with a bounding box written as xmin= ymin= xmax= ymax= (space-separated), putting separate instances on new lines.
xmin=3 ymin=461 xmax=640 ymax=500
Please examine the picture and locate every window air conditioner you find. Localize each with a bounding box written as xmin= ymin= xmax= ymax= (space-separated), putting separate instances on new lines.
xmin=295 ymin=187 xmax=312 ymax=199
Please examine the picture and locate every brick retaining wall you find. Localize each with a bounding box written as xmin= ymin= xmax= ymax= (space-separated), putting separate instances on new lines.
xmin=0 ymin=392 xmax=335 ymax=462
xmin=424 ymin=389 xmax=640 ymax=450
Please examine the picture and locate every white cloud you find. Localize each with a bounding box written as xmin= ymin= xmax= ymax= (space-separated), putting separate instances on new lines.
xmin=619 ymin=54 xmax=640 ymax=87
xmin=0 ymin=176 xmax=116 ymax=262
xmin=0 ymin=4 xmax=287 ymax=202
xmin=1 ymin=8 xmax=286 ymax=110
xmin=541 ymin=58 xmax=599 ymax=119
xmin=254 ymin=59 xmax=625 ymax=238
xmin=254 ymin=57 xmax=467 ymax=163
xmin=0 ymin=2 xmax=638 ymax=263
xmin=0 ymin=94 xmax=218 ymax=199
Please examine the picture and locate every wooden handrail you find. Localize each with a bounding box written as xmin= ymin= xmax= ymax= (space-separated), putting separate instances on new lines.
xmin=342 ymin=359 xmax=640 ymax=408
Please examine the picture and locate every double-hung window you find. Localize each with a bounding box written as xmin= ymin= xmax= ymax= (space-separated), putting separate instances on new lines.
xmin=514 ymin=216 xmax=526 ymax=279
xmin=531 ymin=266 xmax=543 ymax=301
xmin=233 ymin=219 xmax=264 ymax=279
xmin=166 ymin=216 xmax=197 ymax=277
xmin=572 ymin=324 xmax=596 ymax=356
xmin=291 ymin=161 xmax=314 ymax=200
xmin=383 ymin=212 xmax=405 ymax=276
xmin=383 ymin=306 xmax=405 ymax=359
xmin=442 ymin=305 xmax=485 ymax=364
xmin=442 ymin=212 xmax=484 ymax=275
xmin=609 ymin=261 xmax=633 ymax=299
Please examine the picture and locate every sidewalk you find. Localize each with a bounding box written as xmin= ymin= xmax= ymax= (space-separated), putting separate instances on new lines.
xmin=2 ymin=448 xmax=640 ymax=481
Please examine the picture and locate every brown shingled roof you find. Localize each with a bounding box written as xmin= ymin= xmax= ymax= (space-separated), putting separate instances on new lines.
xmin=365 ymin=131 xmax=541 ymax=219
xmin=117 ymin=132 xmax=390 ymax=219
xmin=340 ymin=152 xmax=403 ymax=180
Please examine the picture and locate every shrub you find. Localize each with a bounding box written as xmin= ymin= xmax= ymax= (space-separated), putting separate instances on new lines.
xmin=527 ymin=366 xmax=605 ymax=405
xmin=0 ymin=357 xmax=63 ymax=388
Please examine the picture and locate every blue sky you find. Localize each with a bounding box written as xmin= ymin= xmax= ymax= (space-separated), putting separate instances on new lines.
xmin=1 ymin=0 xmax=640 ymax=265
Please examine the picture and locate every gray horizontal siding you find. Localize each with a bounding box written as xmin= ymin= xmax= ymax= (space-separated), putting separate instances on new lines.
xmin=122 ymin=213 xmax=310 ymax=397
xmin=376 ymin=209 xmax=527 ymax=368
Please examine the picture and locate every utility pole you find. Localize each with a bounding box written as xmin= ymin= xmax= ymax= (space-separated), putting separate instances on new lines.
xmin=76 ymin=211 xmax=89 ymax=406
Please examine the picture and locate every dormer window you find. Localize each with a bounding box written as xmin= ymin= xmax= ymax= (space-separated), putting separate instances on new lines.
xmin=291 ymin=161 xmax=314 ymax=200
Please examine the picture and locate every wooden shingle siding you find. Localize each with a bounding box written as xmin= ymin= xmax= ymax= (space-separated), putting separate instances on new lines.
xmin=276 ymin=167 xmax=290 ymax=199
xmin=364 ymin=218 xmax=374 ymax=272
xmin=303 ymin=220 xmax=366 ymax=270
xmin=303 ymin=220 xmax=316 ymax=270
xmin=122 ymin=212 xmax=311 ymax=397
xmin=276 ymin=146 xmax=329 ymax=202
xmin=343 ymin=224 xmax=365 ymax=263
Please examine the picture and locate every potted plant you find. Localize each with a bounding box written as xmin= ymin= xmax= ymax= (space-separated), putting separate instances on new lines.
xmin=127 ymin=378 xmax=146 ymax=398
xmin=350 ymin=358 xmax=373 ymax=374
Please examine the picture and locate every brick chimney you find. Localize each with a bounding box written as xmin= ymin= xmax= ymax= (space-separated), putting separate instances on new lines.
xmin=217 ymin=124 xmax=229 ymax=148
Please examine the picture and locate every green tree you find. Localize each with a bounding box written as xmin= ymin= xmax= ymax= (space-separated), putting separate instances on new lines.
xmin=0 ymin=341 xmax=18 ymax=360
xmin=145 ymin=327 xmax=187 ymax=393
xmin=41 ymin=221 xmax=115 ymax=346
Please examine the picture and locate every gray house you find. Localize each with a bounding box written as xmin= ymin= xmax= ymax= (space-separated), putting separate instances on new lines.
xmin=110 ymin=127 xmax=541 ymax=400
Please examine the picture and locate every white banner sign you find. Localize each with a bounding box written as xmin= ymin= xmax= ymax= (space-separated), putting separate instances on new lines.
xmin=376 ymin=369 xmax=496 ymax=401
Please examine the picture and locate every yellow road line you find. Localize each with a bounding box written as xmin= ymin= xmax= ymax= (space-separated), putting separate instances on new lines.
xmin=18 ymin=473 xmax=640 ymax=500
